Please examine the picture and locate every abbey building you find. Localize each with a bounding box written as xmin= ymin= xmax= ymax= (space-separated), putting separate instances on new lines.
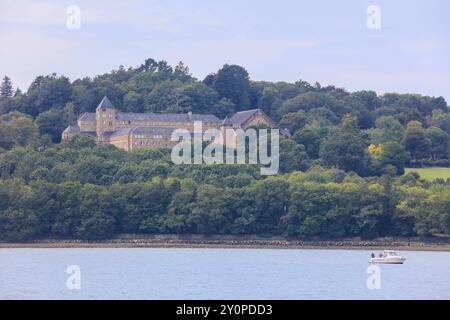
xmin=62 ymin=96 xmax=276 ymax=151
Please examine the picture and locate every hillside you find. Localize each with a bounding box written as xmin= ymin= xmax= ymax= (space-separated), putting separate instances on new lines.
xmin=0 ymin=59 xmax=449 ymax=241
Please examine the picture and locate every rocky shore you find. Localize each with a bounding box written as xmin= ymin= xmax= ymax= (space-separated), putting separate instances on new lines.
xmin=1 ymin=235 xmax=450 ymax=251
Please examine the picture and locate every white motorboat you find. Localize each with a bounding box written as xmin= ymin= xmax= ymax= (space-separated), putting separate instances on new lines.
xmin=369 ymin=250 xmax=407 ymax=264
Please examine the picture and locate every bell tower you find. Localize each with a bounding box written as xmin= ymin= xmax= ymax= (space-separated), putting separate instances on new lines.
xmin=96 ymin=96 xmax=116 ymax=143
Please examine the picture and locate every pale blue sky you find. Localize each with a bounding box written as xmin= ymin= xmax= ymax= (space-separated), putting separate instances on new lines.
xmin=0 ymin=0 xmax=449 ymax=102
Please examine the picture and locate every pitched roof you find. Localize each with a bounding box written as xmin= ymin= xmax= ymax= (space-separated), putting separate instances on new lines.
xmin=116 ymin=112 xmax=220 ymax=123
xmin=228 ymin=108 xmax=275 ymax=127
xmin=63 ymin=125 xmax=81 ymax=134
xmin=228 ymin=109 xmax=259 ymax=125
xmin=104 ymin=128 xmax=133 ymax=139
xmin=106 ymin=127 xmax=176 ymax=139
xmin=96 ymin=96 xmax=115 ymax=110
xmin=80 ymin=131 xmax=97 ymax=137
xmin=78 ymin=112 xmax=96 ymax=121
xmin=222 ymin=117 xmax=232 ymax=126
xmin=191 ymin=114 xmax=222 ymax=122
xmin=131 ymin=127 xmax=176 ymax=135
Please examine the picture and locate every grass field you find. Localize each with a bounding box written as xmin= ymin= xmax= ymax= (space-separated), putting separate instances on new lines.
xmin=405 ymin=167 xmax=450 ymax=181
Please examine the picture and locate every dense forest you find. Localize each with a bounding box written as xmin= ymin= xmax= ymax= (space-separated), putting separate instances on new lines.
xmin=0 ymin=59 xmax=449 ymax=241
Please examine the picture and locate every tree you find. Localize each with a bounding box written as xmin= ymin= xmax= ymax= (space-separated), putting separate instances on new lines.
xmin=213 ymin=98 xmax=235 ymax=118
xmin=425 ymin=126 xmax=449 ymax=160
xmin=24 ymin=74 xmax=73 ymax=116
xmin=293 ymin=126 xmax=323 ymax=159
xmin=370 ymin=116 xmax=405 ymax=144
xmin=174 ymin=61 xmax=191 ymax=81
xmin=351 ymin=90 xmax=381 ymax=111
xmin=259 ymin=87 xmax=282 ymax=118
xmin=278 ymin=111 xmax=308 ymax=134
xmin=145 ymin=80 xmax=182 ymax=112
xmin=212 ymin=64 xmax=251 ymax=110
xmin=176 ymin=82 xmax=219 ymax=114
xmin=0 ymin=208 xmax=40 ymax=241
xmin=404 ymin=121 xmax=431 ymax=161
xmin=123 ymin=91 xmax=144 ymax=113
xmin=188 ymin=185 xmax=232 ymax=234
xmin=319 ymin=115 xmax=370 ymax=175
xmin=0 ymin=76 xmax=14 ymax=98
xmin=0 ymin=112 xmax=42 ymax=150
xmin=35 ymin=104 xmax=75 ymax=143
xmin=279 ymin=139 xmax=311 ymax=173
xmin=373 ymin=141 xmax=409 ymax=175
xmin=238 ymin=177 xmax=290 ymax=235
xmin=430 ymin=109 xmax=450 ymax=135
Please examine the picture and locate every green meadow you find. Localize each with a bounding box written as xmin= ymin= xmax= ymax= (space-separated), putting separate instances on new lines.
xmin=405 ymin=167 xmax=450 ymax=181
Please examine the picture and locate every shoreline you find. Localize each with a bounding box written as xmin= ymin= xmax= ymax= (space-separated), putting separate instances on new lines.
xmin=1 ymin=236 xmax=450 ymax=252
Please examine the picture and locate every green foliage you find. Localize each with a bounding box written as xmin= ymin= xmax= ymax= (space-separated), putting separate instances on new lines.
xmin=370 ymin=116 xmax=405 ymax=144
xmin=0 ymin=139 xmax=448 ymax=241
xmin=0 ymin=112 xmax=44 ymax=150
xmin=373 ymin=141 xmax=409 ymax=175
xmin=405 ymin=121 xmax=431 ymax=161
xmin=425 ymin=127 xmax=449 ymax=160
xmin=211 ymin=64 xmax=251 ymax=110
xmin=279 ymin=111 xmax=308 ymax=133
xmin=0 ymin=59 xmax=450 ymax=241
xmin=293 ymin=125 xmax=324 ymax=159
xmin=319 ymin=115 xmax=371 ymax=176
xmin=0 ymin=76 xmax=14 ymax=98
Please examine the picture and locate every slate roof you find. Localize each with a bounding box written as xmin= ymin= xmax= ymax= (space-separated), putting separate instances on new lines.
xmin=191 ymin=114 xmax=221 ymax=122
xmin=63 ymin=125 xmax=81 ymax=134
xmin=78 ymin=112 xmax=96 ymax=121
xmin=103 ymin=128 xmax=133 ymax=139
xmin=116 ymin=112 xmax=220 ymax=123
xmin=78 ymin=111 xmax=221 ymax=123
xmin=222 ymin=117 xmax=232 ymax=126
xmin=228 ymin=109 xmax=259 ymax=125
xmin=131 ymin=127 xmax=175 ymax=135
xmin=106 ymin=127 xmax=176 ymax=139
xmin=80 ymin=131 xmax=97 ymax=137
xmin=96 ymin=96 xmax=115 ymax=110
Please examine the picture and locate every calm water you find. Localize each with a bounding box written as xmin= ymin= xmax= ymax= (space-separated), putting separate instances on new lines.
xmin=0 ymin=248 xmax=449 ymax=300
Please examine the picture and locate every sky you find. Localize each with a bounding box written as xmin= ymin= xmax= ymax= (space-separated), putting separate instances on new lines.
xmin=0 ymin=0 xmax=449 ymax=102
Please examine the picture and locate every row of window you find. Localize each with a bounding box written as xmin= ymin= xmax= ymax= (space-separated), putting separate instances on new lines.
xmin=118 ymin=121 xmax=217 ymax=126
xmin=134 ymin=134 xmax=164 ymax=139
xmin=134 ymin=141 xmax=166 ymax=146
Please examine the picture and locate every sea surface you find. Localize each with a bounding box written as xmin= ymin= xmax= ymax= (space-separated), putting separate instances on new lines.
xmin=1 ymin=248 xmax=449 ymax=300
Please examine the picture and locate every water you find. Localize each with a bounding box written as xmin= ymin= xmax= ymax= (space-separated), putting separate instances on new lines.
xmin=0 ymin=248 xmax=449 ymax=300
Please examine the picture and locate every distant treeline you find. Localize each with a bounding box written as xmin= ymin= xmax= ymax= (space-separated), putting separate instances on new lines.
xmin=0 ymin=59 xmax=450 ymax=241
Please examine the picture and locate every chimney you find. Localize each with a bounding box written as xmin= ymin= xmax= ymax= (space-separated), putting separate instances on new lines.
xmin=188 ymin=111 xmax=193 ymax=120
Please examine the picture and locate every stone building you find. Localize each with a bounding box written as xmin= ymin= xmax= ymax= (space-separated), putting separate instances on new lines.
xmin=62 ymin=96 xmax=275 ymax=151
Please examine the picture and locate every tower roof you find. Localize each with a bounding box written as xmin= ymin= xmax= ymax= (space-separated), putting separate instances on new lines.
xmin=96 ymin=96 xmax=115 ymax=110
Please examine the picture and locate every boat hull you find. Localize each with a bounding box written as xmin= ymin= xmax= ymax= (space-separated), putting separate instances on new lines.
xmin=369 ymin=257 xmax=406 ymax=264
